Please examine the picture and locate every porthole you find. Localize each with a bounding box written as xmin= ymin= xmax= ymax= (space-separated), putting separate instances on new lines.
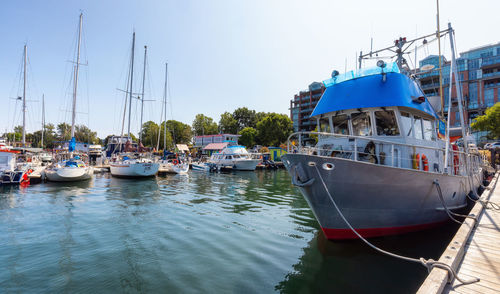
xmin=307 ymin=161 xmax=316 ymax=167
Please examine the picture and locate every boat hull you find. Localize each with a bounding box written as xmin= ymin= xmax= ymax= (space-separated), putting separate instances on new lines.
xmin=282 ymin=153 xmax=477 ymax=240
xmin=45 ymin=167 xmax=94 ymax=182
xmin=110 ymin=162 xmax=159 ymax=177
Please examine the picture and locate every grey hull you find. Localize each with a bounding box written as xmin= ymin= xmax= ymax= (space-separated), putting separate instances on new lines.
xmin=282 ymin=154 xmax=477 ymax=239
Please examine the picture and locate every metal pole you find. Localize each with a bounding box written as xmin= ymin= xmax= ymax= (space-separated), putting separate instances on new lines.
xmin=139 ymin=45 xmax=147 ymax=145
xmin=128 ymin=32 xmax=136 ymax=137
xmin=437 ymin=0 xmax=444 ymax=117
xmin=71 ymin=13 xmax=82 ymax=138
xmin=41 ymin=94 xmax=45 ymax=148
xmin=164 ymin=63 xmax=168 ymax=150
xmin=22 ymin=45 xmax=27 ymax=147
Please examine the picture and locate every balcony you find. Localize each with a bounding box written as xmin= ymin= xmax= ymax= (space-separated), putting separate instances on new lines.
xmin=482 ymin=71 xmax=500 ymax=80
xmin=484 ymin=81 xmax=500 ymax=89
xmin=421 ymin=82 xmax=441 ymax=89
xmin=481 ymin=56 xmax=500 ymax=68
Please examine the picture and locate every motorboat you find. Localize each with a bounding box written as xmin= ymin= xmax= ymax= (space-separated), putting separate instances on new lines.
xmin=282 ymin=26 xmax=483 ymax=240
xmin=110 ymin=155 xmax=159 ymax=177
xmin=0 ymin=150 xmax=31 ymax=185
xmin=209 ymin=145 xmax=260 ymax=171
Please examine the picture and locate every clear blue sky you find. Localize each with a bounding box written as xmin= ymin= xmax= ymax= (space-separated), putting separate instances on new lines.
xmin=1 ymin=0 xmax=498 ymax=138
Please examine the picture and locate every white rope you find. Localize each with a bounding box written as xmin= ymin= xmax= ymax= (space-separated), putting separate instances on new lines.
xmin=312 ymin=164 xmax=479 ymax=285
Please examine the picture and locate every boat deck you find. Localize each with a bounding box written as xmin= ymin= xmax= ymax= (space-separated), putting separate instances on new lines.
xmin=417 ymin=171 xmax=500 ymax=294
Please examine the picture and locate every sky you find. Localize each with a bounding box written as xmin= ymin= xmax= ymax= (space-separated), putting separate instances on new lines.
xmin=1 ymin=0 xmax=499 ymax=138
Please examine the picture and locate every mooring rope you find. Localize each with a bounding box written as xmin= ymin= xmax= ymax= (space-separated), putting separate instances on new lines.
xmin=433 ymin=179 xmax=477 ymax=224
xmin=312 ymin=164 xmax=479 ymax=286
xmin=465 ymin=172 xmax=500 ymax=211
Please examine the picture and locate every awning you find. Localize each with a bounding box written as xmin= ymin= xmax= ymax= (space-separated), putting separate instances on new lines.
xmin=176 ymin=144 xmax=190 ymax=152
xmin=203 ymin=142 xmax=228 ymax=150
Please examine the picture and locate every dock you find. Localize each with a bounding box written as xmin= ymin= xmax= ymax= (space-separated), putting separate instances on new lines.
xmin=417 ymin=171 xmax=500 ymax=294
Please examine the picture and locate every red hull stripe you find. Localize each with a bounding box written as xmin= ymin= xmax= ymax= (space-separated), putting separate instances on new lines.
xmin=321 ymin=221 xmax=447 ymax=240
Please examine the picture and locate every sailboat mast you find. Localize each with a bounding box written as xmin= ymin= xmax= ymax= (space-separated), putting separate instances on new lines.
xmin=127 ymin=32 xmax=136 ymax=137
xmin=139 ymin=45 xmax=147 ymax=145
xmin=71 ymin=13 xmax=83 ymax=138
xmin=22 ymin=45 xmax=27 ymax=147
xmin=164 ymin=62 xmax=168 ymax=150
xmin=436 ymin=0 xmax=444 ymax=117
xmin=41 ymin=94 xmax=45 ymax=148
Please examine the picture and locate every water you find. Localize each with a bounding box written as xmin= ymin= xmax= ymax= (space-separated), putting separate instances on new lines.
xmin=0 ymin=170 xmax=460 ymax=293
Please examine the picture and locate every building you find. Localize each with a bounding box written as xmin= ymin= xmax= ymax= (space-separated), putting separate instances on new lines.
xmin=193 ymin=134 xmax=240 ymax=148
xmin=290 ymin=82 xmax=326 ymax=132
xmin=419 ymin=42 xmax=500 ymax=143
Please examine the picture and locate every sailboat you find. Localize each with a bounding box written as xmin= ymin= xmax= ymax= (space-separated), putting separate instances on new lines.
xmin=109 ymin=33 xmax=159 ymax=178
xmin=45 ymin=13 xmax=94 ymax=182
xmin=156 ymin=63 xmax=189 ymax=175
xmin=282 ymin=24 xmax=483 ymax=240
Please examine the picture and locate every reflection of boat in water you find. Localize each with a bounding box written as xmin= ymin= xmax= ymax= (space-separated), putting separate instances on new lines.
xmin=283 ymin=25 xmax=483 ymax=240
xmin=209 ymin=145 xmax=260 ymax=171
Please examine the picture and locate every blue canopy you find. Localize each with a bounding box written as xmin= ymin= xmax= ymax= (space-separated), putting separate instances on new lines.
xmin=68 ymin=137 xmax=76 ymax=152
xmin=311 ymin=72 xmax=438 ymax=118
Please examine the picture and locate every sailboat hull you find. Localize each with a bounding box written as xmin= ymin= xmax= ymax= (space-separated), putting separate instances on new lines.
xmin=110 ymin=162 xmax=159 ymax=177
xmin=283 ymin=153 xmax=479 ymax=240
xmin=45 ymin=166 xmax=94 ymax=182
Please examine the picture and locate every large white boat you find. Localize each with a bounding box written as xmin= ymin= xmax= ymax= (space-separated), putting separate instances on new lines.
xmin=0 ymin=150 xmax=32 ymax=185
xmin=110 ymin=156 xmax=159 ymax=177
xmin=210 ymin=145 xmax=260 ymax=171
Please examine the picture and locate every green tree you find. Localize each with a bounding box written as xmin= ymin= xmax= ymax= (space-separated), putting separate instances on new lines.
xmin=192 ymin=114 xmax=218 ymax=136
xmin=239 ymin=127 xmax=257 ymax=148
xmin=256 ymin=113 xmax=293 ymax=146
xmin=219 ymin=112 xmax=238 ymax=134
xmin=75 ymin=125 xmax=98 ymax=144
xmin=57 ymin=123 xmax=72 ymax=141
xmin=233 ymin=107 xmax=256 ymax=131
xmin=166 ymin=120 xmax=192 ymax=145
xmin=471 ymin=102 xmax=500 ymax=139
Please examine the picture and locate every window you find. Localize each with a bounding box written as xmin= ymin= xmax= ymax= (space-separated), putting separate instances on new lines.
xmin=401 ymin=112 xmax=412 ymax=137
xmin=414 ymin=116 xmax=423 ymax=139
xmin=485 ymin=89 xmax=495 ymax=107
xmin=375 ymin=110 xmax=400 ymax=136
xmin=319 ymin=117 xmax=331 ymax=133
xmin=351 ymin=112 xmax=372 ymax=136
xmin=332 ymin=115 xmax=349 ymax=135
xmin=422 ymin=119 xmax=434 ymax=140
xmin=225 ymin=156 xmax=232 ymax=160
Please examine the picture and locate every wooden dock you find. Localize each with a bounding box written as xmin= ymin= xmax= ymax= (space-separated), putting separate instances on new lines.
xmin=417 ymin=171 xmax=500 ymax=294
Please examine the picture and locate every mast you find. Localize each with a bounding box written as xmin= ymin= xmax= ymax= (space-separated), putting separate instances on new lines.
xmin=71 ymin=13 xmax=82 ymax=139
xmin=127 ymin=32 xmax=136 ymax=137
xmin=164 ymin=63 xmax=168 ymax=150
xmin=41 ymin=94 xmax=45 ymax=148
xmin=22 ymin=45 xmax=27 ymax=147
xmin=437 ymin=0 xmax=444 ymax=117
xmin=139 ymin=45 xmax=147 ymax=145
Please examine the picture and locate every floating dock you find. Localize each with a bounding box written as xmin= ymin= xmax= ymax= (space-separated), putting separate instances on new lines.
xmin=418 ymin=171 xmax=500 ymax=294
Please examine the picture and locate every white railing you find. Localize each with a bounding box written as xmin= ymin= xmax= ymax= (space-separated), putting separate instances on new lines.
xmin=287 ymin=131 xmax=481 ymax=176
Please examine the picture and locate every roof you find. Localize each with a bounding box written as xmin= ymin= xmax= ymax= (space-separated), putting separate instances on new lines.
xmin=203 ymin=142 xmax=229 ymax=150
xmin=195 ymin=134 xmax=240 ymax=138
xmin=311 ymin=72 xmax=438 ymax=118
xmin=176 ymin=144 xmax=189 ymax=152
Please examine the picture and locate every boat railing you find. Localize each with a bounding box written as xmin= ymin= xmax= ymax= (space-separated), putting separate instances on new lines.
xmin=286 ymin=131 xmax=480 ymax=176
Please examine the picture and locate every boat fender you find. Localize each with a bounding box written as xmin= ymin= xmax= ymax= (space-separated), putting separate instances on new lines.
xmin=452 ymin=145 xmax=460 ymax=175
xmin=421 ymin=154 xmax=429 ymax=171
xmin=290 ymin=163 xmax=314 ymax=187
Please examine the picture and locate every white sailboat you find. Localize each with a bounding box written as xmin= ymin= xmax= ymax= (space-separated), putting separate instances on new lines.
xmin=156 ymin=63 xmax=189 ymax=175
xmin=110 ymin=33 xmax=159 ymax=178
xmin=45 ymin=13 xmax=94 ymax=182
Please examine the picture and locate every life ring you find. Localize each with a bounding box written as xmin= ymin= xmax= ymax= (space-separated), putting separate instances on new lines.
xmin=172 ymin=159 xmax=179 ymax=165
xmin=452 ymin=145 xmax=460 ymax=175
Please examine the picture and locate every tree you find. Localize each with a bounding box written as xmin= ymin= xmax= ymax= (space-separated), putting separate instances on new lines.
xmin=239 ymin=127 xmax=257 ymax=148
xmin=75 ymin=125 xmax=98 ymax=144
xmin=256 ymin=113 xmax=293 ymax=146
xmin=192 ymin=114 xmax=218 ymax=136
xmin=166 ymin=120 xmax=192 ymax=145
xmin=471 ymin=102 xmax=500 ymax=139
xmin=57 ymin=123 xmax=72 ymax=141
xmin=233 ymin=107 xmax=257 ymax=131
xmin=219 ymin=112 xmax=238 ymax=134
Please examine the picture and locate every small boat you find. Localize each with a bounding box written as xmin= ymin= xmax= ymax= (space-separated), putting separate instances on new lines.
xmin=44 ymin=157 xmax=94 ymax=182
xmin=209 ymin=145 xmax=260 ymax=171
xmin=110 ymin=155 xmax=159 ymax=177
xmin=191 ymin=162 xmax=215 ymax=172
xmin=0 ymin=150 xmax=32 ymax=185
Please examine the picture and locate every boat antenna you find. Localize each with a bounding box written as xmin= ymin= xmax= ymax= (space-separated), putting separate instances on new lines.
xmin=436 ymin=0 xmax=444 ymax=118
xmin=127 ymin=32 xmax=136 ymax=138
xmin=22 ymin=44 xmax=27 ymax=147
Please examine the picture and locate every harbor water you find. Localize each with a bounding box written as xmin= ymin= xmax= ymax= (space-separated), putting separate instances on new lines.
xmin=0 ymin=170 xmax=460 ymax=293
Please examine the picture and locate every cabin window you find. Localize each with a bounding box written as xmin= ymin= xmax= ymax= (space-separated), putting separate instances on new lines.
xmin=375 ymin=110 xmax=400 ymax=136
xmin=401 ymin=112 xmax=413 ymax=137
xmin=414 ymin=116 xmax=423 ymax=139
xmin=422 ymin=119 xmax=434 ymax=140
xmin=319 ymin=117 xmax=331 ymax=133
xmin=351 ymin=112 xmax=372 ymax=136
xmin=225 ymin=156 xmax=232 ymax=160
xmin=332 ymin=115 xmax=349 ymax=135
